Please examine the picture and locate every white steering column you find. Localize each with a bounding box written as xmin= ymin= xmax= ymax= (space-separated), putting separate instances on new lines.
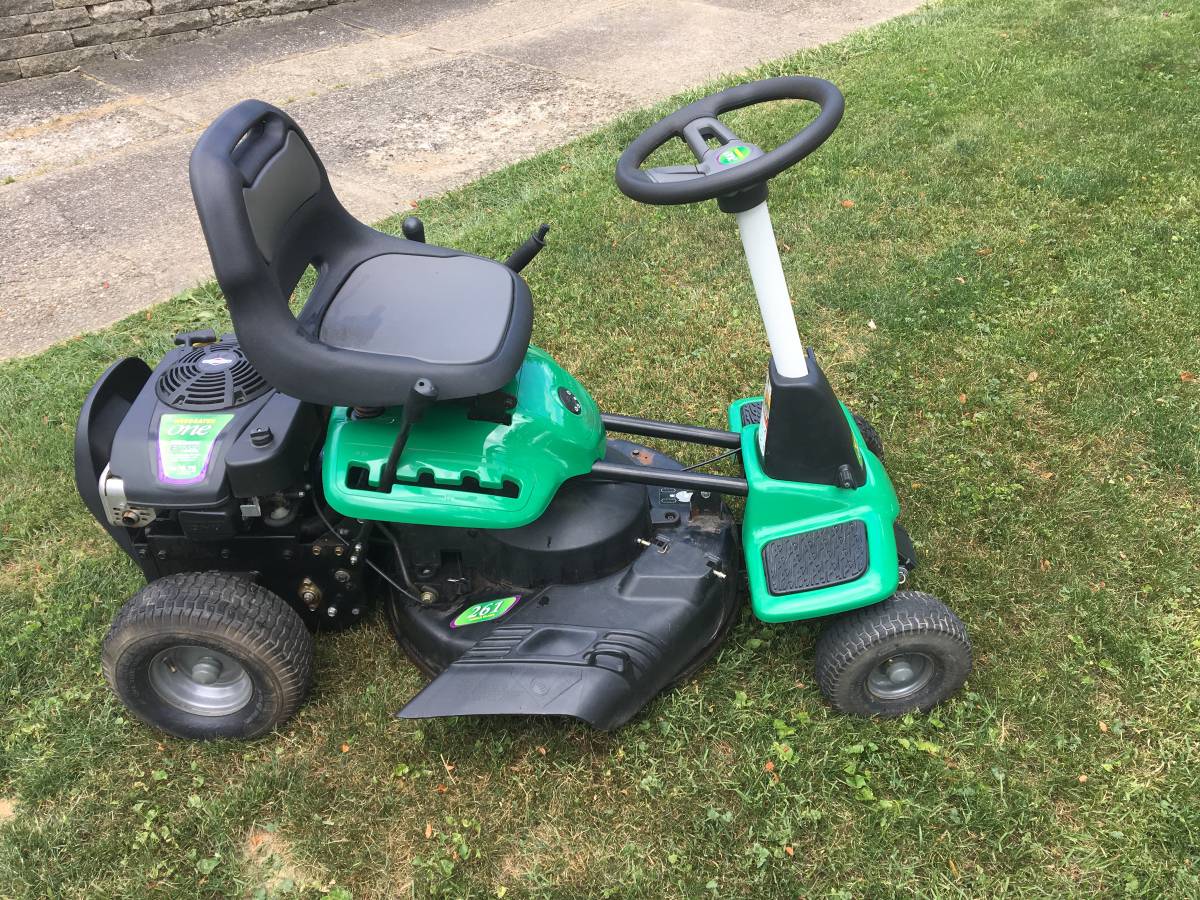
xmin=734 ymin=201 xmax=808 ymax=379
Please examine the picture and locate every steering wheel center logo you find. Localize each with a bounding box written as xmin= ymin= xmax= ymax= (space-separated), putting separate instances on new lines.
xmin=717 ymin=144 xmax=751 ymax=165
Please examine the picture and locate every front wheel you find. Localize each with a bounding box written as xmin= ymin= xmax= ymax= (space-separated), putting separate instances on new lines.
xmin=814 ymin=591 xmax=971 ymax=717
xmin=102 ymin=572 xmax=314 ymax=740
xmin=852 ymin=413 xmax=884 ymax=459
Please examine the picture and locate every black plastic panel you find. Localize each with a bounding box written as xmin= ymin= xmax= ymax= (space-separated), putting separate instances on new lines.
xmin=762 ymin=520 xmax=868 ymax=595
xmin=225 ymin=393 xmax=321 ymax=497
xmin=396 ymin=525 xmax=739 ymax=730
xmin=74 ymin=356 xmax=153 ymax=566
xmin=760 ymin=353 xmax=865 ymax=487
xmin=107 ymin=340 xmax=316 ymax=509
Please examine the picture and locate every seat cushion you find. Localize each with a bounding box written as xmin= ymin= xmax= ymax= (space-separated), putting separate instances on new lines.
xmin=319 ymin=253 xmax=517 ymax=364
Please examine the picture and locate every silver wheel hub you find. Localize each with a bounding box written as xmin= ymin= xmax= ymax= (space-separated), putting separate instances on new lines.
xmin=867 ymin=652 xmax=935 ymax=701
xmin=148 ymin=645 xmax=253 ymax=717
xmin=190 ymin=656 xmax=221 ymax=684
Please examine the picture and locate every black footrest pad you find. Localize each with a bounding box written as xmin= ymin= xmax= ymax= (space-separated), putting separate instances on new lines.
xmin=763 ymin=520 xmax=869 ymax=595
xmin=740 ymin=401 xmax=763 ymax=426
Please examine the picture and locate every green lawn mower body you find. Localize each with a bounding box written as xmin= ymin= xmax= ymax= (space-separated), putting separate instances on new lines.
xmin=322 ymin=346 xmax=607 ymax=530
xmin=77 ymin=77 xmax=971 ymax=741
xmin=729 ymin=397 xmax=902 ymax=622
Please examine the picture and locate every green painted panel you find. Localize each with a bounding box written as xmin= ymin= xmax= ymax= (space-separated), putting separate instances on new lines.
xmin=728 ymin=397 xmax=902 ymax=622
xmin=323 ymin=347 xmax=606 ymax=529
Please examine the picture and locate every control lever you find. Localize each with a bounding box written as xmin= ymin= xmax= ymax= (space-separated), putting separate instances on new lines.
xmin=504 ymin=224 xmax=550 ymax=272
xmin=378 ymin=378 xmax=439 ymax=494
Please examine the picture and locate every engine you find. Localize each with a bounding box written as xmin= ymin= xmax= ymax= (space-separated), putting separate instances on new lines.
xmin=75 ymin=333 xmax=372 ymax=629
xmin=96 ymin=336 xmax=317 ymax=535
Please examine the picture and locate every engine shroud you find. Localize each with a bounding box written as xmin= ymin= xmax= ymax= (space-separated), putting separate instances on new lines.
xmin=102 ymin=338 xmax=319 ymax=514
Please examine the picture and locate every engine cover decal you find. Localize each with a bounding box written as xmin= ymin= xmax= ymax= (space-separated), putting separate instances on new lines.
xmin=157 ymin=413 xmax=234 ymax=484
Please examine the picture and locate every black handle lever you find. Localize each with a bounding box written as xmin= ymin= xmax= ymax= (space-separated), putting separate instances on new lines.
xmin=173 ymin=328 xmax=217 ymax=346
xmin=504 ymin=224 xmax=550 ymax=272
xmin=402 ymin=216 xmax=426 ymax=243
xmin=378 ymin=378 xmax=438 ymax=494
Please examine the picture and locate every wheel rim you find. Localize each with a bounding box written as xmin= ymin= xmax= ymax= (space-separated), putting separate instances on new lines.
xmin=866 ymin=652 xmax=935 ymax=701
xmin=148 ymin=645 xmax=253 ymax=717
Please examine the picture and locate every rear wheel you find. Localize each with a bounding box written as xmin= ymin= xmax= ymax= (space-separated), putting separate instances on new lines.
xmin=814 ymin=591 xmax=971 ymax=718
xmin=102 ymin=572 xmax=314 ymax=740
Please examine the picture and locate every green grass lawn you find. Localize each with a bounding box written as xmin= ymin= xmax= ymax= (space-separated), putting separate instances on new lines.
xmin=2 ymin=0 xmax=1199 ymax=895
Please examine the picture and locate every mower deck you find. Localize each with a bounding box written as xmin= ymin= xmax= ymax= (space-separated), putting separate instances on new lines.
xmin=386 ymin=440 xmax=740 ymax=730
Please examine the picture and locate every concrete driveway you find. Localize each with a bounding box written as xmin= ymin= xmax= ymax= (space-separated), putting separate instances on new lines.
xmin=0 ymin=0 xmax=919 ymax=360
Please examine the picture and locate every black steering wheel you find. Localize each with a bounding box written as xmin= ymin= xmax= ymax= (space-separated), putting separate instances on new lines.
xmin=615 ymin=76 xmax=844 ymax=208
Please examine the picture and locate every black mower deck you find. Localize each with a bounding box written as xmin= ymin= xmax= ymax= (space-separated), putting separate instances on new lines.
xmin=386 ymin=441 xmax=741 ymax=730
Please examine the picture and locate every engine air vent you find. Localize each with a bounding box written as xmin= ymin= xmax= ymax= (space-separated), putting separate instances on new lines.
xmin=155 ymin=341 xmax=271 ymax=411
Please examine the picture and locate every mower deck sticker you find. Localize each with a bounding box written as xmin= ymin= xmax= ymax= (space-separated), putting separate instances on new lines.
xmin=450 ymin=595 xmax=521 ymax=628
xmin=157 ymin=413 xmax=234 ymax=484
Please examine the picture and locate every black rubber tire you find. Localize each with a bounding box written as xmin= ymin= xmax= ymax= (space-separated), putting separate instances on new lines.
xmin=814 ymin=591 xmax=971 ymax=718
xmin=102 ymin=572 xmax=314 ymax=740
xmin=852 ymin=413 xmax=884 ymax=459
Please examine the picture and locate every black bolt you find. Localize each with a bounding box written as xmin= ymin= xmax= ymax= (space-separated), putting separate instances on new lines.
xmin=250 ymin=426 xmax=274 ymax=447
xmin=282 ymin=549 xmax=293 ymax=560
xmin=220 ymin=548 xmax=231 ymax=559
xmin=156 ymin=549 xmax=168 ymax=560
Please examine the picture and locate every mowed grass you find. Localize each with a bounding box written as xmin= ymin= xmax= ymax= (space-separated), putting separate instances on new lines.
xmin=2 ymin=0 xmax=1199 ymax=895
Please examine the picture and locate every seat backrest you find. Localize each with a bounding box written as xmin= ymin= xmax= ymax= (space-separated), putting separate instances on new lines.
xmin=189 ymin=100 xmax=399 ymax=405
xmin=189 ymin=99 xmax=353 ymax=313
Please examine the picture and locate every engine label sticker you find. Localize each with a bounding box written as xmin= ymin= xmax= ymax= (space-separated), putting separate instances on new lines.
xmin=450 ymin=595 xmax=521 ymax=629
xmin=157 ymin=413 xmax=234 ymax=484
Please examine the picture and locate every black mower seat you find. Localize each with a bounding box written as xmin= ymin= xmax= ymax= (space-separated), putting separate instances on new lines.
xmin=189 ymin=99 xmax=532 ymax=408
xmin=318 ymin=252 xmax=518 ymax=364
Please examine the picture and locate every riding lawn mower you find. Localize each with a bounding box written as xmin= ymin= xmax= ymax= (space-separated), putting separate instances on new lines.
xmin=75 ymin=76 xmax=972 ymax=740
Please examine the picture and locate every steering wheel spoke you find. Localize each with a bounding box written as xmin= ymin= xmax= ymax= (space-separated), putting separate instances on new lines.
xmin=644 ymin=164 xmax=703 ymax=184
xmin=680 ymin=116 xmax=741 ymax=161
xmin=615 ymin=76 xmax=844 ymax=207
